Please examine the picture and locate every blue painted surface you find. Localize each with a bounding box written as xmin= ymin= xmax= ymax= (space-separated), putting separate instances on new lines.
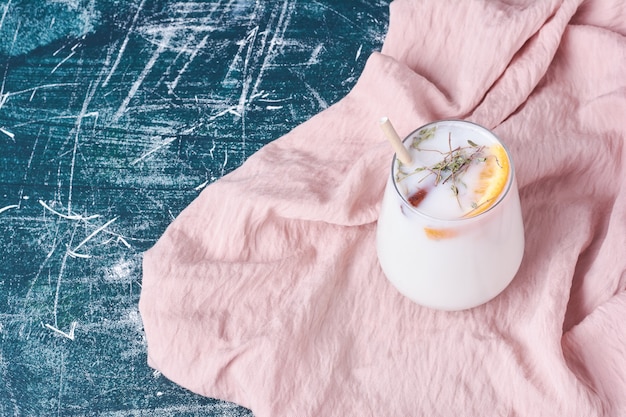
xmin=0 ymin=0 xmax=388 ymax=415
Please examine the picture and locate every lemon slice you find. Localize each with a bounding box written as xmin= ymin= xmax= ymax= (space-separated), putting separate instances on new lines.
xmin=465 ymin=144 xmax=510 ymax=217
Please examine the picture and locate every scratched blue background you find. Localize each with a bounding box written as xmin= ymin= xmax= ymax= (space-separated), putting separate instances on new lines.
xmin=0 ymin=0 xmax=388 ymax=415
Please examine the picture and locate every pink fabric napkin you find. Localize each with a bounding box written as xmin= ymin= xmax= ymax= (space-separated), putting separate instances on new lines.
xmin=139 ymin=0 xmax=626 ymax=415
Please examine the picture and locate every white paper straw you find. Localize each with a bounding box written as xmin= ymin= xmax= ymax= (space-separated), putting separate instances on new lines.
xmin=379 ymin=116 xmax=412 ymax=165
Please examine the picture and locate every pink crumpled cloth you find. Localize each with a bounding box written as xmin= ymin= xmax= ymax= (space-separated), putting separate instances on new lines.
xmin=139 ymin=0 xmax=626 ymax=415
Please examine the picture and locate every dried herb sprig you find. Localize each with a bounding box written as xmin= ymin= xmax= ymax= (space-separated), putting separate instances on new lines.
xmin=429 ymin=134 xmax=485 ymax=186
xmin=411 ymin=126 xmax=437 ymax=149
xmin=396 ymin=131 xmax=488 ymax=207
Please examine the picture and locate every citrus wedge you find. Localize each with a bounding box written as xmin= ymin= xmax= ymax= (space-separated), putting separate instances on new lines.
xmin=424 ymin=227 xmax=457 ymax=240
xmin=465 ymin=144 xmax=510 ymax=217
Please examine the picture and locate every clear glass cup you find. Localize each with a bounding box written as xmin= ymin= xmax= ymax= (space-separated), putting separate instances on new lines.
xmin=376 ymin=120 xmax=525 ymax=311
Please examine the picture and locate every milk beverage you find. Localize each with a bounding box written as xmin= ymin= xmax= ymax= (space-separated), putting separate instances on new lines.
xmin=376 ymin=120 xmax=524 ymax=310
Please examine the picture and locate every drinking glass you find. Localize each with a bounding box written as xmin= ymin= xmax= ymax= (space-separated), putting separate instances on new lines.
xmin=376 ymin=120 xmax=525 ymax=311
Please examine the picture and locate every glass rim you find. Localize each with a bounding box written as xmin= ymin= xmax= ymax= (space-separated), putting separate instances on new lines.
xmin=390 ymin=119 xmax=516 ymax=223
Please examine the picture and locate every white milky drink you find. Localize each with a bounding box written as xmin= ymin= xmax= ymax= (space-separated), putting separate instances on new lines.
xmin=376 ymin=120 xmax=525 ymax=310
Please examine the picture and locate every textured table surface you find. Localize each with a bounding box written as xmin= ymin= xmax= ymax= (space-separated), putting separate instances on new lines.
xmin=0 ymin=0 xmax=387 ymax=415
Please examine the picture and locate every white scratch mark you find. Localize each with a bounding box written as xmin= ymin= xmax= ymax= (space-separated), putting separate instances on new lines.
xmin=355 ymin=44 xmax=363 ymax=61
xmin=266 ymin=105 xmax=283 ymax=110
xmin=251 ymin=0 xmax=293 ymax=97
xmin=112 ymin=32 xmax=172 ymax=122
xmin=0 ymin=204 xmax=18 ymax=214
xmin=257 ymin=95 xmax=291 ymax=106
xmin=306 ymin=43 xmax=324 ymax=65
xmin=52 ymin=227 xmax=76 ymax=328
xmin=12 ymin=109 xmax=96 ymax=129
xmin=168 ymin=34 xmax=209 ymax=94
xmin=234 ymin=26 xmax=258 ymax=116
xmin=0 ymin=0 xmax=11 ymax=33
xmin=0 ymin=126 xmax=15 ymax=140
xmin=68 ymin=217 xmax=118 ymax=258
xmin=0 ymin=83 xmax=80 ymax=110
xmin=311 ymin=0 xmax=355 ymax=27
xmin=206 ymin=106 xmax=240 ymax=123
xmin=208 ymin=138 xmax=216 ymax=158
xmin=0 ymin=13 xmax=19 ymax=99
xmin=157 ymin=46 xmax=186 ymax=93
xmin=55 ymin=164 xmax=63 ymax=205
xmin=221 ymin=150 xmax=229 ymax=177
xmin=50 ymin=51 xmax=76 ymax=74
xmin=227 ymin=107 xmax=241 ymax=117
xmin=181 ymin=124 xmax=200 ymax=135
xmin=235 ymin=0 xmax=292 ymax=158
xmin=115 ymin=235 xmax=131 ymax=249
xmin=68 ymin=81 xmax=100 ymax=216
xmin=66 ymin=249 xmax=91 ymax=259
xmin=18 ymin=132 xmax=39 ymax=205
xmin=44 ymin=322 xmax=77 ymax=340
xmin=304 ymin=81 xmax=328 ymax=109
xmin=39 ymin=200 xmax=100 ymax=221
xmin=222 ymin=24 xmax=256 ymax=89
xmin=6 ymin=83 xmax=80 ymax=97
xmin=131 ymin=136 xmax=177 ymax=165
xmin=52 ymin=42 xmax=69 ymax=57
xmin=23 ymin=222 xmax=61 ymax=305
xmin=103 ymin=0 xmax=147 ymax=87
xmin=194 ymin=179 xmax=209 ymax=191
xmin=79 ymin=228 xmax=131 ymax=250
